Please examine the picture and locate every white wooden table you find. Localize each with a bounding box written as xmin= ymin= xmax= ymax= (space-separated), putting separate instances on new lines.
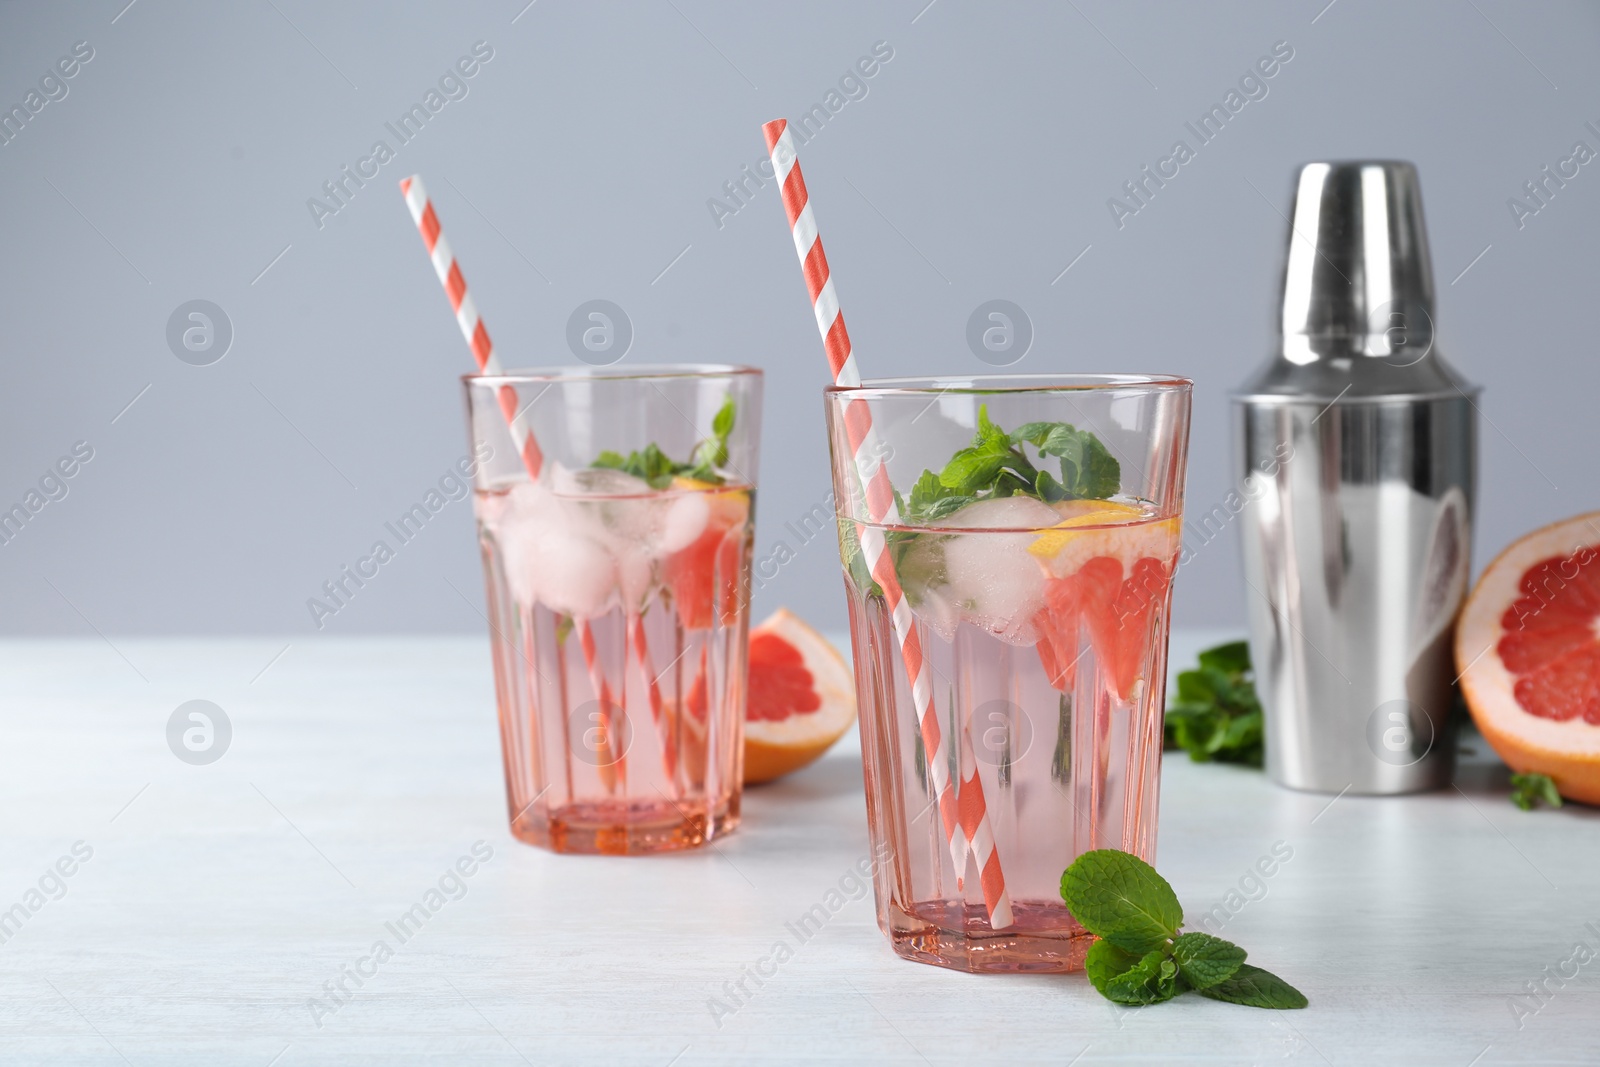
xmin=1 ymin=630 xmax=1596 ymax=1066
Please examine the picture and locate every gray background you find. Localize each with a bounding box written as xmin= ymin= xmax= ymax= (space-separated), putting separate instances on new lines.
xmin=1 ymin=0 xmax=1595 ymax=639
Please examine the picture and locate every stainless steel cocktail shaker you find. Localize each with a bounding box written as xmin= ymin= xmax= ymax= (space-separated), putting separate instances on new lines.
xmin=1234 ymin=161 xmax=1478 ymax=794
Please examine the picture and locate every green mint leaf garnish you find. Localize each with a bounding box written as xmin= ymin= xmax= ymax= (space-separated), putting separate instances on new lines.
xmin=938 ymin=444 xmax=1013 ymax=495
xmin=1086 ymin=940 xmax=1177 ymax=1005
xmin=1012 ymin=418 xmax=1119 ymax=499
xmin=1062 ymin=849 xmax=1306 ymax=1011
xmin=1083 ymin=939 xmax=1142 ymax=995
xmin=1196 ymin=964 xmax=1308 ymax=1010
xmin=590 ymin=396 xmax=735 ymax=489
xmin=1059 ymin=848 xmax=1182 ymax=954
xmin=908 ymin=469 xmax=971 ymax=522
xmin=1033 ymin=468 xmax=1066 ymax=503
xmin=837 ymin=520 xmax=879 ymax=596
xmin=687 ymin=395 xmax=736 ymax=480
xmin=1164 ymin=640 xmax=1265 ymax=767
xmin=1198 ymin=640 xmax=1251 ymax=675
xmin=711 ymin=393 xmax=735 ymax=439
xmin=1510 ymin=772 xmax=1563 ymax=811
xmin=904 ymin=404 xmax=1120 ymax=525
xmin=1100 ymin=947 xmax=1183 ymax=1006
xmin=1171 ymin=931 xmax=1247 ymax=991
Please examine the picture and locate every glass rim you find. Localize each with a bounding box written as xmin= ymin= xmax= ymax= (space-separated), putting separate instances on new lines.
xmin=463 ymin=362 xmax=760 ymax=387
xmin=824 ymin=372 xmax=1192 ymax=397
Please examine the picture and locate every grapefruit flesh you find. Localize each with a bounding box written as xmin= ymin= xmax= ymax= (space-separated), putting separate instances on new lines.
xmin=1033 ymin=557 xmax=1173 ymax=700
xmin=1026 ymin=502 xmax=1179 ymax=701
xmin=1457 ymin=511 xmax=1600 ymax=804
xmin=662 ymin=480 xmax=750 ymax=630
xmin=743 ymin=609 xmax=856 ymax=784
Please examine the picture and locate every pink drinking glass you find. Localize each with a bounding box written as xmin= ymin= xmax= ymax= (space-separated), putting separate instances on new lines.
xmin=464 ymin=365 xmax=762 ymax=854
xmin=825 ymin=374 xmax=1191 ymax=971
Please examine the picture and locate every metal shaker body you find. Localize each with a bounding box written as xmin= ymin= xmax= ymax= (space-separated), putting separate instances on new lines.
xmin=1234 ymin=161 xmax=1478 ymax=794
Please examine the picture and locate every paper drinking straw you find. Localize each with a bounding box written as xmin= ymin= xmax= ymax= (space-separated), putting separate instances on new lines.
xmin=400 ymin=174 xmax=682 ymax=794
xmin=630 ymin=613 xmax=675 ymax=780
xmin=399 ymin=176 xmax=543 ymax=480
xmin=760 ymin=121 xmax=1012 ymax=928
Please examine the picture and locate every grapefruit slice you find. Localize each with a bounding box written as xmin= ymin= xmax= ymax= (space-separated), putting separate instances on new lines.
xmin=1027 ymin=503 xmax=1180 ymax=700
xmin=1457 ymin=511 xmax=1600 ymax=804
xmin=743 ymin=608 xmax=856 ymax=784
xmin=1033 ymin=556 xmax=1175 ymax=701
xmin=662 ymin=478 xmax=751 ymax=630
xmin=1027 ymin=500 xmax=1180 ymax=577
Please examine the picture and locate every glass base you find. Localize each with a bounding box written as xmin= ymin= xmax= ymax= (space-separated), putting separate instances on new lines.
xmin=510 ymin=796 xmax=739 ymax=855
xmin=888 ymin=901 xmax=1092 ymax=973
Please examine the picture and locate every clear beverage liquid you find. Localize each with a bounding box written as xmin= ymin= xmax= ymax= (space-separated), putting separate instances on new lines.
xmin=846 ymin=497 xmax=1179 ymax=971
xmin=474 ymin=466 xmax=754 ymax=854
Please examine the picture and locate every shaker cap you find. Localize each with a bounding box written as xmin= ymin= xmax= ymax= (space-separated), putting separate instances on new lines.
xmin=1236 ymin=161 xmax=1474 ymax=402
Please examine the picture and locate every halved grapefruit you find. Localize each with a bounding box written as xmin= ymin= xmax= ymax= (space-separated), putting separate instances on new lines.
xmin=1457 ymin=511 xmax=1600 ymax=804
xmin=743 ymin=609 xmax=856 ymax=784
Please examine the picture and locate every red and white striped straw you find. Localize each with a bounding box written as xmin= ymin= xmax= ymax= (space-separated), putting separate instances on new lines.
xmin=762 ymin=120 xmax=1012 ymax=929
xmin=399 ymin=176 xmax=543 ymax=481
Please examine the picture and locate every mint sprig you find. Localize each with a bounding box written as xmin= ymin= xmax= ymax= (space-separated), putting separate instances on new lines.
xmin=841 ymin=402 xmax=1120 ymax=600
xmin=1061 ymin=849 xmax=1307 ymax=1009
xmin=1059 ymin=848 xmax=1183 ymax=954
xmin=593 ymin=396 xmax=735 ymax=488
xmin=1164 ymin=640 xmax=1265 ymax=767
xmin=1198 ymin=964 xmax=1311 ymax=1009
xmin=901 ymin=404 xmax=1121 ymax=524
xmin=1510 ymin=771 xmax=1562 ymax=811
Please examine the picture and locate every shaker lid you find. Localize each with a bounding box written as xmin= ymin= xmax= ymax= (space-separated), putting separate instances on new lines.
xmin=1235 ymin=161 xmax=1475 ymax=403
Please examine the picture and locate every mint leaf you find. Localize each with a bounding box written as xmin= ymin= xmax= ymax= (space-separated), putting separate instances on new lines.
xmin=1083 ymin=939 xmax=1143 ymax=996
xmin=975 ymin=403 xmax=1009 ymax=449
xmin=888 ymin=404 xmax=1126 ymax=597
xmin=1061 ymin=849 xmax=1182 ymax=954
xmin=914 ymin=406 xmax=1118 ymax=517
xmin=939 ymin=440 xmax=1010 ymax=494
xmin=922 ymin=496 xmax=974 ymax=521
xmin=1016 ymin=419 xmax=1120 ymax=499
xmin=1075 ymin=434 xmax=1120 ymax=499
xmin=1198 ymin=640 xmax=1251 ymax=675
xmin=688 ymin=395 xmax=736 ymax=479
xmin=907 ymin=469 xmax=972 ymax=523
xmin=1034 ymin=468 xmax=1066 ymax=502
xmin=590 ymin=396 xmax=735 ymax=488
xmin=1197 ymin=964 xmax=1308 ymax=1009
xmin=1165 ymin=640 xmax=1264 ymax=767
xmin=711 ymin=394 xmax=735 ymax=439
xmin=1010 ymin=420 xmax=1060 ymax=449
xmin=1510 ymin=772 xmax=1562 ymax=811
xmin=1102 ymin=947 xmax=1182 ymax=1006
xmin=837 ymin=521 xmax=878 ymax=596
xmin=1048 ymin=430 xmax=1118 ymax=499
xmin=1171 ymin=932 xmax=1247 ymax=991
xmin=1065 ymin=850 xmax=1308 ymax=1011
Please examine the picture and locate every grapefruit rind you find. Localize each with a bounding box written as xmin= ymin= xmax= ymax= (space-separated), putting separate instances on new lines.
xmin=1457 ymin=511 xmax=1600 ymax=804
xmin=1028 ymin=502 xmax=1182 ymax=579
xmin=744 ymin=608 xmax=856 ymax=784
xmin=744 ymin=609 xmax=855 ymax=747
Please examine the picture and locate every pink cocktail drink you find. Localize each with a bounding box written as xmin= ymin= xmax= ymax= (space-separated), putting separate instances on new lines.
xmin=827 ymin=376 xmax=1190 ymax=972
xmin=464 ymin=366 xmax=761 ymax=855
